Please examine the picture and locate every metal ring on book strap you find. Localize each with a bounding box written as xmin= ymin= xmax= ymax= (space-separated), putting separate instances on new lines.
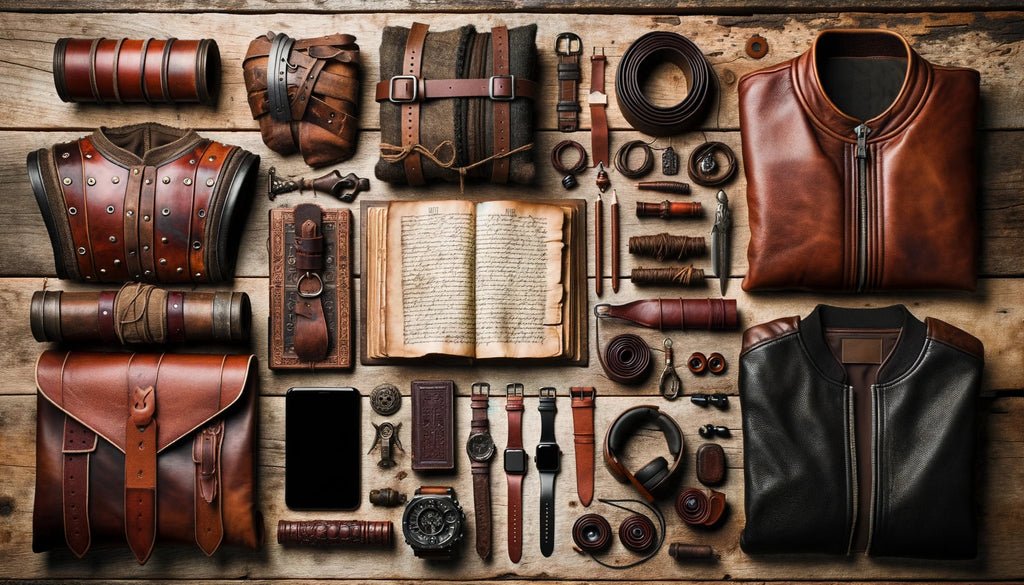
xmin=296 ymin=272 xmax=324 ymax=298
xmin=615 ymin=31 xmax=714 ymax=136
xmin=267 ymin=32 xmax=296 ymax=122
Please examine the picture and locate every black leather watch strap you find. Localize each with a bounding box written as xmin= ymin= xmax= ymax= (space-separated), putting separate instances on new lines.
xmin=536 ymin=387 xmax=559 ymax=557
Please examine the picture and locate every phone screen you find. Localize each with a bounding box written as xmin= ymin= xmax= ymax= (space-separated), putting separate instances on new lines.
xmin=286 ymin=387 xmax=361 ymax=510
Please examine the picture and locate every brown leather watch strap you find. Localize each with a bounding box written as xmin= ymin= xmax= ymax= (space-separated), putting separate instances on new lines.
xmin=124 ymin=353 xmax=162 ymax=564
xmin=556 ymin=33 xmax=582 ymax=132
xmin=589 ymin=50 xmax=609 ymax=167
xmin=505 ymin=384 xmax=525 ymax=563
xmin=570 ymin=387 xmax=596 ymax=507
xmin=62 ymin=415 xmax=97 ymax=558
xmin=192 ymin=419 xmax=224 ymax=555
xmin=491 ymin=26 xmax=511 ymax=183
xmin=469 ymin=385 xmax=492 ymax=559
xmin=292 ymin=204 xmax=329 ymax=363
xmin=401 ymin=22 xmax=428 ymax=186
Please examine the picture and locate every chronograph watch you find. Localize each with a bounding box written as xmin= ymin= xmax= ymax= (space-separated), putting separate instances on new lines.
xmin=401 ymin=486 xmax=466 ymax=560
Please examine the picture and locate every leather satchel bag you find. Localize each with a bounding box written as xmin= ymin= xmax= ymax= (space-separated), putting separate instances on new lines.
xmin=243 ymin=31 xmax=361 ymax=168
xmin=32 ymin=351 xmax=264 ymax=563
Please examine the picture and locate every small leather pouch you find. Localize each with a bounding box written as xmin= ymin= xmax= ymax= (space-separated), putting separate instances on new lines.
xmin=243 ymin=32 xmax=361 ymax=167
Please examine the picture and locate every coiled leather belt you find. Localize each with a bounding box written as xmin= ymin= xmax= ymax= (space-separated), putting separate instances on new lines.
xmin=601 ymin=333 xmax=652 ymax=385
xmin=615 ymin=32 xmax=714 ymax=136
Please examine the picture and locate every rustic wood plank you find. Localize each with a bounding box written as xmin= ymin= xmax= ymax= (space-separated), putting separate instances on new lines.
xmin=2 ymin=393 xmax=1022 ymax=580
xmin=2 ymin=128 xmax=1022 ymax=278
xmin=2 ymin=276 xmax=1021 ymax=399
xmin=0 ymin=12 xmax=1023 ymax=131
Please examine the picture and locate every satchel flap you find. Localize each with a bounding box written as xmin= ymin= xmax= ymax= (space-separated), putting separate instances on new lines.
xmin=35 ymin=351 xmax=254 ymax=454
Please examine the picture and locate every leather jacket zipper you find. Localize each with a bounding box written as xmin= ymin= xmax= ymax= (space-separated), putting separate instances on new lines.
xmin=845 ymin=385 xmax=859 ymax=555
xmin=854 ymin=123 xmax=872 ymax=292
xmin=866 ymin=384 xmax=879 ymax=553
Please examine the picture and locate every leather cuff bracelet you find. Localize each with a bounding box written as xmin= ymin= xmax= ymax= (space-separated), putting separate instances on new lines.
xmin=278 ymin=520 xmax=393 ymax=547
xmin=54 ymin=38 xmax=220 ymax=105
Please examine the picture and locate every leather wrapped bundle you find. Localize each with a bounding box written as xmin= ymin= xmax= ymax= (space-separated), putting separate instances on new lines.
xmin=243 ymin=32 xmax=361 ymax=168
xmin=28 ymin=123 xmax=259 ymax=284
xmin=30 ymin=284 xmax=251 ymax=344
xmin=375 ymin=22 xmax=538 ymax=186
xmin=53 ymin=38 xmax=220 ymax=105
xmin=33 ymin=351 xmax=264 ymax=563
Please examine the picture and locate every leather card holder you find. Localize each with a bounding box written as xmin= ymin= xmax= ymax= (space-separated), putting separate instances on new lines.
xmin=411 ymin=380 xmax=455 ymax=471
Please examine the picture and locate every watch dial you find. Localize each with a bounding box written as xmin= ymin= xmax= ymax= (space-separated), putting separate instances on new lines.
xmin=403 ymin=496 xmax=464 ymax=550
xmin=466 ymin=432 xmax=495 ymax=461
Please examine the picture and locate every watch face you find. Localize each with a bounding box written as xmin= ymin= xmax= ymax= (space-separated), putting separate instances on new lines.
xmin=402 ymin=496 xmax=464 ymax=551
xmin=535 ymin=442 xmax=561 ymax=472
xmin=504 ymin=448 xmax=528 ymax=474
xmin=466 ymin=432 xmax=495 ymax=462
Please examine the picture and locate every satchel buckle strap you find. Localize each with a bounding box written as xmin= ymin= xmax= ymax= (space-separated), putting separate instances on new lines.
xmin=130 ymin=385 xmax=155 ymax=427
xmin=489 ymin=75 xmax=516 ymax=101
xmin=388 ymin=75 xmax=418 ymax=103
xmin=193 ymin=419 xmax=225 ymax=555
xmin=62 ymin=417 xmax=96 ymax=558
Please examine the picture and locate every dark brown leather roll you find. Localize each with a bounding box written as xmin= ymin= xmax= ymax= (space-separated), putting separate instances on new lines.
xmin=53 ymin=38 xmax=220 ymax=105
xmin=602 ymin=298 xmax=738 ymax=331
xmin=277 ymin=520 xmax=393 ymax=548
xmin=30 ymin=286 xmax=250 ymax=344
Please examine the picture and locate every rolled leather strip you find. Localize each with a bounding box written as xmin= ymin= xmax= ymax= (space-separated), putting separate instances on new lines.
xmin=603 ymin=298 xmax=738 ymax=331
xmin=615 ymin=32 xmax=713 ymax=136
xmin=601 ymin=333 xmax=652 ymax=385
xmin=636 ymin=200 xmax=702 ymax=219
xmin=30 ymin=286 xmax=251 ymax=344
xmin=668 ymin=542 xmax=716 ymax=561
xmin=572 ymin=513 xmax=612 ymax=553
xmin=53 ymin=38 xmax=220 ymax=105
xmin=619 ymin=514 xmax=657 ymax=552
xmin=277 ymin=520 xmax=393 ymax=548
xmin=675 ymin=487 xmax=726 ymax=527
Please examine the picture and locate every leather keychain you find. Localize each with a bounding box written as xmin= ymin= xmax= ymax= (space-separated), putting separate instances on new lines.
xmin=292 ymin=203 xmax=329 ymax=362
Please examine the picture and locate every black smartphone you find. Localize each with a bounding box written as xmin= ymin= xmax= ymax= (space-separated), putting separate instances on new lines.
xmin=285 ymin=387 xmax=361 ymax=510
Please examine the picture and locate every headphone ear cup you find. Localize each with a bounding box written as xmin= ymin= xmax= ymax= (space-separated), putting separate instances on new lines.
xmin=634 ymin=456 xmax=670 ymax=491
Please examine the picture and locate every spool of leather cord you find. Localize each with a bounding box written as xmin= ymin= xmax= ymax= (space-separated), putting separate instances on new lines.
xmin=619 ymin=514 xmax=657 ymax=552
xmin=668 ymin=542 xmax=717 ymax=561
xmin=636 ymin=200 xmax=702 ymax=219
xmin=615 ymin=32 xmax=714 ymax=136
xmin=277 ymin=520 xmax=393 ymax=548
xmin=552 ymin=139 xmax=588 ymax=189
xmin=614 ymin=140 xmax=654 ymax=179
xmin=629 ymin=233 xmax=706 ymax=261
xmin=631 ymin=266 xmax=705 ymax=287
xmin=687 ymin=141 xmax=737 ymax=187
xmin=600 ymin=333 xmax=653 ymax=385
xmin=675 ymin=487 xmax=726 ymax=527
xmin=572 ymin=513 xmax=613 ymax=553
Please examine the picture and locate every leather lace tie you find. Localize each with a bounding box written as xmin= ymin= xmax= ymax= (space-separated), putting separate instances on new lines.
xmin=615 ymin=32 xmax=714 ymax=136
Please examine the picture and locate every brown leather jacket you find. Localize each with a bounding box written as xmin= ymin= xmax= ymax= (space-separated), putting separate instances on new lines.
xmin=739 ymin=29 xmax=980 ymax=292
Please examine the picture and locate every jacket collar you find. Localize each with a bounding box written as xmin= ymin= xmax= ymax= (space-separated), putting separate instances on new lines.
xmin=89 ymin=123 xmax=203 ymax=167
xmin=791 ymin=29 xmax=933 ymax=142
xmin=798 ymin=304 xmax=927 ymax=384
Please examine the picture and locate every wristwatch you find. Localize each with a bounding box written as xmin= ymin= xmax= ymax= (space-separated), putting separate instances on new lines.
xmin=401 ymin=486 xmax=465 ymax=560
xmin=466 ymin=382 xmax=495 ymax=559
xmin=535 ymin=387 xmax=561 ymax=557
xmin=504 ymin=383 xmax=527 ymax=563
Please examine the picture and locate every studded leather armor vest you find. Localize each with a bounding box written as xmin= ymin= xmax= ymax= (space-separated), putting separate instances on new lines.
xmin=29 ymin=123 xmax=259 ymax=283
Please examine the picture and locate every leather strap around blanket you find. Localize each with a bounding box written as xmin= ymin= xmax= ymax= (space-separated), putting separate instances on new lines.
xmin=292 ymin=203 xmax=329 ymax=362
xmin=401 ymin=23 xmax=428 ymax=186
xmin=125 ymin=354 xmax=162 ymax=564
xmin=491 ymin=26 xmax=511 ymax=183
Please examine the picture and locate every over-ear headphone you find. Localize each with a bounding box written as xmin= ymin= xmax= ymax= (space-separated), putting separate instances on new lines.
xmin=603 ymin=405 xmax=684 ymax=502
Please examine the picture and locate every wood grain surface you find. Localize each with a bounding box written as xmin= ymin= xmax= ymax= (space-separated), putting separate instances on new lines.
xmin=0 ymin=4 xmax=1021 ymax=584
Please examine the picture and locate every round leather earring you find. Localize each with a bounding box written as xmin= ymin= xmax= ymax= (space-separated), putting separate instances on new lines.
xmin=687 ymin=352 xmax=707 ymax=374
xmin=707 ymin=353 xmax=726 ymax=374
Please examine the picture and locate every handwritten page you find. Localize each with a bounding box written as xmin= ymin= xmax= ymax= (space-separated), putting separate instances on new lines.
xmin=383 ymin=200 xmax=477 ymax=358
xmin=474 ymin=201 xmax=565 ymax=359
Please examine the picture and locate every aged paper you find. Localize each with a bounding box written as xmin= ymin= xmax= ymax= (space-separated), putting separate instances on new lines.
xmin=383 ymin=200 xmax=477 ymax=358
xmin=474 ymin=201 xmax=565 ymax=359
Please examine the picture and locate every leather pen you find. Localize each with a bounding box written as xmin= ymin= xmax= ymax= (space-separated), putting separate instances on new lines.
xmin=611 ymin=189 xmax=620 ymax=293
xmin=595 ymin=192 xmax=603 ymax=297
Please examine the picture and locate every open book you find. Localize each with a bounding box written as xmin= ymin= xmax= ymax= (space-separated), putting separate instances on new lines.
xmin=361 ymin=199 xmax=587 ymax=364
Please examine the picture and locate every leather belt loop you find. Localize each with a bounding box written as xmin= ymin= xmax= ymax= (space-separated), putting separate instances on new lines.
xmin=589 ymin=48 xmax=609 ymax=166
xmin=166 ymin=290 xmax=185 ymax=342
xmin=97 ymin=290 xmax=118 ymax=343
xmin=62 ymin=415 xmax=97 ymax=558
xmin=491 ymin=26 xmax=511 ymax=184
xmin=124 ymin=353 xmax=162 ymax=565
xmin=555 ymin=32 xmax=582 ymax=132
xmin=570 ymin=387 xmax=596 ymax=507
xmin=401 ymin=23 xmax=429 ymax=186
xmin=267 ymin=32 xmax=296 ymax=123
xmin=292 ymin=203 xmax=329 ymax=363
xmin=193 ymin=419 xmax=225 ymax=555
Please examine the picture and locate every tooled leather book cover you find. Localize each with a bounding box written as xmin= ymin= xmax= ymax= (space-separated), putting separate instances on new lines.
xmin=269 ymin=207 xmax=353 ymax=369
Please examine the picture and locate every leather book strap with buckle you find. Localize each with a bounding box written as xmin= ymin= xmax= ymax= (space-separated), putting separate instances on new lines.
xmin=570 ymin=387 xmax=596 ymax=507
xmin=400 ymin=22 xmax=429 ymax=186
xmin=62 ymin=416 xmax=97 ymax=558
xmin=292 ymin=203 xmax=329 ymax=363
xmin=589 ymin=50 xmax=609 ymax=166
xmin=555 ymin=33 xmax=582 ymax=132
xmin=125 ymin=354 xmax=161 ymax=564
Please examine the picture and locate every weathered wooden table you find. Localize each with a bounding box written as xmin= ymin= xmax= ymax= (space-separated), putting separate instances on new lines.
xmin=0 ymin=1 xmax=1021 ymax=583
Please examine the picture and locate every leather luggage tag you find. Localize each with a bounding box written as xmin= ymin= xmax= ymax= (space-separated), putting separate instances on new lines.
xmin=841 ymin=338 xmax=884 ymax=364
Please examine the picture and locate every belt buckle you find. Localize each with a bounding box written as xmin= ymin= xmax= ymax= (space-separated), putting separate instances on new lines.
xmin=388 ymin=75 xmax=418 ymax=103
xmin=489 ymin=75 xmax=516 ymax=101
xmin=555 ymin=32 xmax=582 ymax=56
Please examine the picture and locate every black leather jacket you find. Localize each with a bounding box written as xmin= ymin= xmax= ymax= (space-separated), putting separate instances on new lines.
xmin=739 ymin=305 xmax=983 ymax=558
